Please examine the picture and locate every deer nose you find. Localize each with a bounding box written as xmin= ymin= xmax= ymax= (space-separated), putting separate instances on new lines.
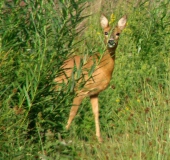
xmin=108 ymin=39 xmax=115 ymax=46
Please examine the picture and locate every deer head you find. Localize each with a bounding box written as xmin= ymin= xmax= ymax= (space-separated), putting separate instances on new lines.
xmin=100 ymin=15 xmax=127 ymax=50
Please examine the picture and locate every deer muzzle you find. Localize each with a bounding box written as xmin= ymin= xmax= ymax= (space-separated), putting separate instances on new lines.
xmin=108 ymin=39 xmax=116 ymax=48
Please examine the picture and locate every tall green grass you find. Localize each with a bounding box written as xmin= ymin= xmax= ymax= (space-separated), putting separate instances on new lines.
xmin=0 ymin=0 xmax=88 ymax=159
xmin=0 ymin=0 xmax=170 ymax=159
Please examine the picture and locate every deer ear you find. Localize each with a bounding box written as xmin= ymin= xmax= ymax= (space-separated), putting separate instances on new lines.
xmin=118 ymin=15 xmax=127 ymax=31
xmin=100 ymin=14 xmax=109 ymax=29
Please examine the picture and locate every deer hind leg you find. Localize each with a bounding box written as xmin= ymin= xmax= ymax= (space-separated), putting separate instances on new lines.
xmin=90 ymin=94 xmax=102 ymax=142
xmin=66 ymin=95 xmax=84 ymax=130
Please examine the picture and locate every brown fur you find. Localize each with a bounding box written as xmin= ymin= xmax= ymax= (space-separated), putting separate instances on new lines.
xmin=55 ymin=15 xmax=127 ymax=142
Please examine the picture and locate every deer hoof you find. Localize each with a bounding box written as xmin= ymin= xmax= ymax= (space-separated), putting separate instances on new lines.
xmin=97 ymin=136 xmax=103 ymax=143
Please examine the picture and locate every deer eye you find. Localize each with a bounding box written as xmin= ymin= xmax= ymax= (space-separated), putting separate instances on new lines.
xmin=116 ymin=33 xmax=120 ymax=36
xmin=104 ymin=32 xmax=108 ymax=35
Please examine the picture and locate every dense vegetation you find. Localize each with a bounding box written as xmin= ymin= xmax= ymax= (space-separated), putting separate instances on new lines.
xmin=0 ymin=0 xmax=170 ymax=159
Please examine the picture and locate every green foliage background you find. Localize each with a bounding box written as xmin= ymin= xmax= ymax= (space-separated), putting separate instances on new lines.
xmin=0 ymin=0 xmax=170 ymax=159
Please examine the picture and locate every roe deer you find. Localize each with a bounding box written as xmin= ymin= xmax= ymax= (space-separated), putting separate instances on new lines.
xmin=55 ymin=14 xmax=127 ymax=142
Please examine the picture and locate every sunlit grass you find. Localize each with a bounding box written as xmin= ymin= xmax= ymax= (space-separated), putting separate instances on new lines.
xmin=0 ymin=0 xmax=170 ymax=159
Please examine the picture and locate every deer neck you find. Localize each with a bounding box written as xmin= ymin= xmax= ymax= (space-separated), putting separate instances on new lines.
xmin=107 ymin=47 xmax=117 ymax=60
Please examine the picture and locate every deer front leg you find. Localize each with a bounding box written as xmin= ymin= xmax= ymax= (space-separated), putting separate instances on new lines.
xmin=90 ymin=94 xmax=102 ymax=142
xmin=66 ymin=95 xmax=84 ymax=130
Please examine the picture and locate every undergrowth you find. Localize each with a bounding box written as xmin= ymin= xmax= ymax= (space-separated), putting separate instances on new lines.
xmin=0 ymin=0 xmax=170 ymax=159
